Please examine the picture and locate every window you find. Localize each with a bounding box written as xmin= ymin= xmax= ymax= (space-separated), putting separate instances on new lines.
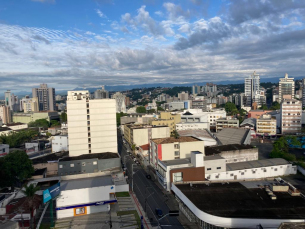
xmin=174 ymin=151 xmax=180 ymax=156
xmin=70 ymin=164 xmax=74 ymax=167
xmin=241 ymin=172 xmax=244 ymax=175
xmin=253 ymin=171 xmax=256 ymax=174
xmin=207 ymin=168 xmax=211 ymax=171
xmin=89 ymin=150 xmax=91 ymax=154
xmin=230 ymin=174 xmax=234 ymax=176
xmin=274 ymin=168 xmax=278 ymax=171
xmin=217 ymin=167 xmax=221 ymax=170
xmin=59 ymin=165 xmax=63 ymax=169
xmin=173 ymin=172 xmax=183 ymax=182
xmin=82 ymin=162 xmax=86 ymax=166
xmin=174 ymin=144 xmax=179 ymax=149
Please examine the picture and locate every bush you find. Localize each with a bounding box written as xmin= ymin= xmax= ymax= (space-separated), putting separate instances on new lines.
xmin=282 ymin=153 xmax=296 ymax=161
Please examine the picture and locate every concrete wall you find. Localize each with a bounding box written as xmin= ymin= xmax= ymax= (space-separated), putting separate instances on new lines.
xmin=151 ymin=127 xmax=170 ymax=140
xmin=204 ymin=158 xmax=226 ymax=175
xmin=176 ymin=122 xmax=209 ymax=131
xmin=33 ymin=162 xmax=58 ymax=176
xmin=133 ymin=129 xmax=149 ymax=146
xmin=8 ymin=123 xmax=28 ymax=130
xmin=219 ymin=148 xmax=258 ymax=163
xmin=207 ymin=164 xmax=297 ymax=181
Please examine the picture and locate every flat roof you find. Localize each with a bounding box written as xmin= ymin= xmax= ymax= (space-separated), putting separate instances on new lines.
xmin=160 ymin=158 xmax=191 ymax=167
xmin=205 ymin=144 xmax=255 ymax=156
xmin=5 ymin=122 xmax=27 ymax=126
xmin=177 ymin=129 xmax=215 ymax=142
xmin=216 ymin=128 xmax=250 ymax=145
xmin=31 ymin=151 xmax=69 ymax=164
xmin=152 ymin=136 xmax=201 ymax=144
xmin=204 ymin=155 xmax=225 ymax=161
xmin=59 ymin=152 xmax=119 ymax=162
xmin=226 ymin=158 xmax=290 ymax=171
xmin=175 ymin=180 xmax=305 ymax=219
xmin=61 ymin=175 xmax=113 ymax=191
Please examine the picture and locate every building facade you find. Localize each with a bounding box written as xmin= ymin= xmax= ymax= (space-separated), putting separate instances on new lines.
xmin=0 ymin=105 xmax=11 ymax=124
xmin=23 ymin=97 xmax=39 ymax=113
xmin=52 ymin=135 xmax=69 ymax=153
xmin=178 ymin=91 xmax=189 ymax=101
xmin=32 ymin=84 xmax=56 ymax=111
xmin=279 ymin=73 xmax=295 ymax=104
xmin=215 ymin=117 xmax=239 ymax=132
xmin=94 ymin=86 xmax=109 ymax=99
xmin=281 ymin=99 xmax=302 ymax=134
xmin=67 ymin=90 xmax=118 ymax=156
xmin=244 ymin=71 xmax=260 ymax=106
xmin=151 ymin=112 xmax=181 ymax=133
xmin=256 ymin=114 xmax=277 ymax=136
xmin=112 ymin=92 xmax=126 ymax=113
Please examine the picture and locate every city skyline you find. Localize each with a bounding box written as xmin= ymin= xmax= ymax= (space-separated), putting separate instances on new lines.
xmin=0 ymin=0 xmax=305 ymax=93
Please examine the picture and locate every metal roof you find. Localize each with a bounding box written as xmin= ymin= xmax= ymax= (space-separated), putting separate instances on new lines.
xmin=60 ymin=176 xmax=113 ymax=191
xmin=216 ymin=128 xmax=250 ymax=145
xmin=226 ymin=158 xmax=290 ymax=171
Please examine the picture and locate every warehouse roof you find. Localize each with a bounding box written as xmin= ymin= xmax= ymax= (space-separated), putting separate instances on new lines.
xmin=216 ymin=128 xmax=250 ymax=145
xmin=175 ymin=180 xmax=305 ymax=219
xmin=226 ymin=158 xmax=290 ymax=171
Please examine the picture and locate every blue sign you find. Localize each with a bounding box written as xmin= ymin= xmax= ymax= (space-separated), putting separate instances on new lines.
xmin=56 ymin=199 xmax=117 ymax=210
xmin=43 ymin=183 xmax=60 ymax=204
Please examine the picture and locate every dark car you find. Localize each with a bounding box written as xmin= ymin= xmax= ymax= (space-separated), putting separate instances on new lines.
xmin=155 ymin=208 xmax=163 ymax=217
xmin=146 ymin=174 xmax=151 ymax=179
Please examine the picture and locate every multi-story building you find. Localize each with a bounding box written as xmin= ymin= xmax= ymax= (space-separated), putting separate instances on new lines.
xmin=178 ymin=91 xmax=189 ymax=101
xmin=216 ymin=117 xmax=239 ymax=132
xmin=112 ymin=92 xmax=126 ymax=113
xmin=94 ymin=86 xmax=109 ymax=99
xmin=125 ymin=97 xmax=130 ymax=106
xmin=67 ymin=90 xmax=117 ymax=156
xmin=244 ymin=71 xmax=260 ymax=106
xmin=4 ymin=90 xmax=13 ymax=110
xmin=151 ymin=112 xmax=181 ymax=133
xmin=23 ymin=97 xmax=39 ymax=113
xmin=191 ymin=100 xmax=207 ymax=111
xmin=55 ymin=95 xmax=62 ymax=101
xmin=202 ymin=83 xmax=217 ymax=93
xmin=52 ymin=135 xmax=69 ymax=153
xmin=150 ymin=136 xmax=204 ymax=169
xmin=281 ymin=99 xmax=302 ymax=134
xmin=256 ymin=114 xmax=277 ymax=136
xmin=32 ymin=84 xmax=56 ymax=111
xmin=302 ymin=78 xmax=305 ymax=109
xmin=192 ymin=85 xmax=201 ymax=95
xmin=0 ymin=105 xmax=11 ymax=124
xmin=124 ymin=124 xmax=170 ymax=147
xmin=12 ymin=111 xmax=59 ymax=123
xmin=279 ymin=73 xmax=295 ymax=104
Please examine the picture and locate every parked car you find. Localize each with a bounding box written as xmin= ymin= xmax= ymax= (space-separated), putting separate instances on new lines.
xmin=155 ymin=208 xmax=163 ymax=217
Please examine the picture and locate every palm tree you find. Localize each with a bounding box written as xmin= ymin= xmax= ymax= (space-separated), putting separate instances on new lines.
xmin=21 ymin=184 xmax=40 ymax=228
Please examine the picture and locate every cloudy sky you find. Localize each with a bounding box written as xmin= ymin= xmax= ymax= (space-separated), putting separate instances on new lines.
xmin=0 ymin=0 xmax=305 ymax=94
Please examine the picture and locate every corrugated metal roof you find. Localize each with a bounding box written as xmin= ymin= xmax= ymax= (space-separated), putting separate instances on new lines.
xmin=226 ymin=158 xmax=289 ymax=171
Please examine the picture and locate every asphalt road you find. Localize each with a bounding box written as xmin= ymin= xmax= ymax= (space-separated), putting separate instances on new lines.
xmin=117 ymin=131 xmax=183 ymax=229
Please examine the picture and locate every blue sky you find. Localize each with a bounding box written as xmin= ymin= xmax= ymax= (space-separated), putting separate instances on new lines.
xmin=0 ymin=0 xmax=305 ymax=94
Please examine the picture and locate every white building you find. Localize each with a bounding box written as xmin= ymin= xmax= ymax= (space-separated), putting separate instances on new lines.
xmin=112 ymin=92 xmax=126 ymax=113
xmin=180 ymin=109 xmax=226 ymax=126
xmin=52 ymin=135 xmax=69 ymax=153
xmin=55 ymin=95 xmax=62 ymax=101
xmin=67 ymin=90 xmax=118 ymax=157
xmin=56 ymin=175 xmax=128 ymax=219
xmin=256 ymin=114 xmax=277 ymax=136
xmin=281 ymin=99 xmax=302 ymax=134
xmin=0 ymin=144 xmax=9 ymax=157
xmin=244 ymin=71 xmax=260 ymax=106
xmin=176 ymin=122 xmax=209 ymax=131
xmin=178 ymin=91 xmax=189 ymax=101
xmin=32 ymin=84 xmax=56 ymax=111
xmin=279 ymin=73 xmax=295 ymax=104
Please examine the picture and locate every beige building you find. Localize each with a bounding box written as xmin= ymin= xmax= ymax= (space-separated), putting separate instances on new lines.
xmin=256 ymin=114 xmax=277 ymax=136
xmin=152 ymin=112 xmax=181 ymax=133
xmin=23 ymin=97 xmax=39 ymax=113
xmin=124 ymin=124 xmax=170 ymax=147
xmin=150 ymin=136 xmax=204 ymax=169
xmin=67 ymin=90 xmax=117 ymax=157
xmin=279 ymin=73 xmax=295 ymax=103
xmin=0 ymin=105 xmax=11 ymax=124
xmin=32 ymin=84 xmax=56 ymax=111
xmin=216 ymin=117 xmax=239 ymax=132
xmin=281 ymin=99 xmax=302 ymax=134
xmin=12 ymin=111 xmax=59 ymax=124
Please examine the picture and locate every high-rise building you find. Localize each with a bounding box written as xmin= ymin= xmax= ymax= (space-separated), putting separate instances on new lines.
xmin=301 ymin=78 xmax=305 ymax=108
xmin=67 ymin=90 xmax=118 ymax=157
xmin=279 ymin=73 xmax=294 ymax=104
xmin=23 ymin=97 xmax=39 ymax=113
xmin=244 ymin=71 xmax=260 ymax=107
xmin=94 ymin=86 xmax=109 ymax=99
xmin=112 ymin=92 xmax=126 ymax=113
xmin=202 ymin=83 xmax=217 ymax=93
xmin=280 ymin=99 xmax=301 ymax=134
xmin=0 ymin=105 xmax=11 ymax=124
xmin=192 ymin=85 xmax=201 ymax=95
xmin=178 ymin=91 xmax=189 ymax=101
xmin=4 ymin=90 xmax=19 ymax=112
xmin=32 ymin=84 xmax=56 ymax=111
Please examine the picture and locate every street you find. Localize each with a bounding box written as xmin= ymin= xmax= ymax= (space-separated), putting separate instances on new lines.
xmin=117 ymin=131 xmax=184 ymax=229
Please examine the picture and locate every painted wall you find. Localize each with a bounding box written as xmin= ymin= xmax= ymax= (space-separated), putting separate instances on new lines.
xmin=52 ymin=136 xmax=69 ymax=153
xmin=33 ymin=162 xmax=58 ymax=176
xmin=204 ymin=158 xmax=226 ymax=175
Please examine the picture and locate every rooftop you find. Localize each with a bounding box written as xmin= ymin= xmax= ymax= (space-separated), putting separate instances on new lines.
xmin=216 ymin=128 xmax=250 ymax=145
xmin=226 ymin=158 xmax=290 ymax=171
xmin=205 ymin=144 xmax=255 ymax=156
xmin=59 ymin=152 xmax=119 ymax=162
xmin=160 ymin=158 xmax=191 ymax=167
xmin=139 ymin=144 xmax=150 ymax=151
xmin=60 ymin=175 xmax=113 ymax=191
xmin=240 ymin=118 xmax=256 ymax=126
xmin=5 ymin=122 xmax=27 ymax=126
xmin=204 ymin=155 xmax=225 ymax=161
xmin=126 ymin=124 xmax=168 ymax=129
xmin=31 ymin=151 xmax=69 ymax=164
xmin=0 ymin=127 xmax=12 ymax=131
xmin=175 ymin=180 xmax=305 ymax=219
xmin=152 ymin=136 xmax=201 ymax=144
xmin=33 ymin=168 xmax=47 ymax=176
xmin=177 ymin=129 xmax=215 ymax=141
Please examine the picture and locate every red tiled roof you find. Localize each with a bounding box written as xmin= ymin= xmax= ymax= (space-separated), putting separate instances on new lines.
xmin=140 ymin=144 xmax=150 ymax=151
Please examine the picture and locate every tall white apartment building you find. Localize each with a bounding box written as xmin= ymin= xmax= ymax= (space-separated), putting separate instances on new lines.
xmin=67 ymin=91 xmax=118 ymax=157
xmin=32 ymin=84 xmax=56 ymax=111
xmin=112 ymin=92 xmax=126 ymax=113
xmin=244 ymin=71 xmax=260 ymax=106
xmin=279 ymin=73 xmax=295 ymax=104
xmin=281 ymin=99 xmax=302 ymax=134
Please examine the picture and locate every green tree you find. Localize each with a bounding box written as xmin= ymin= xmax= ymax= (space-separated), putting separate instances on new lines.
xmin=50 ymin=120 xmax=60 ymax=127
xmin=157 ymin=106 xmax=164 ymax=111
xmin=259 ymin=104 xmax=268 ymax=110
xmin=116 ymin=112 xmax=127 ymax=126
xmin=0 ymin=129 xmax=39 ymax=148
xmin=60 ymin=112 xmax=67 ymax=122
xmin=171 ymin=130 xmax=180 ymax=139
xmin=0 ymin=151 xmax=34 ymax=188
xmin=28 ymin=119 xmax=49 ymax=129
xmin=131 ymin=144 xmax=136 ymax=153
xmin=136 ymin=106 xmax=146 ymax=113
xmin=224 ymin=102 xmax=237 ymax=114
xmin=270 ymin=102 xmax=280 ymax=110
xmin=22 ymin=183 xmax=40 ymax=228
xmin=147 ymin=109 xmax=156 ymax=114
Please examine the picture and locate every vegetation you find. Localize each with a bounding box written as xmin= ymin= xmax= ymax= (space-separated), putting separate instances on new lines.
xmin=0 ymin=150 xmax=34 ymax=188
xmin=60 ymin=112 xmax=67 ymax=122
xmin=157 ymin=106 xmax=164 ymax=111
xmin=163 ymin=86 xmax=191 ymax=97
xmin=270 ymin=102 xmax=280 ymax=110
xmin=270 ymin=136 xmax=301 ymax=162
xmin=136 ymin=106 xmax=146 ymax=113
xmin=115 ymin=192 xmax=130 ymax=197
xmin=259 ymin=104 xmax=268 ymax=110
xmin=50 ymin=120 xmax=60 ymax=127
xmin=171 ymin=130 xmax=180 ymax=139
xmin=0 ymin=129 xmax=39 ymax=148
xmin=22 ymin=183 xmax=40 ymax=228
xmin=28 ymin=119 xmax=50 ymax=129
xmin=116 ymin=112 xmax=127 ymax=126
xmin=147 ymin=109 xmax=156 ymax=114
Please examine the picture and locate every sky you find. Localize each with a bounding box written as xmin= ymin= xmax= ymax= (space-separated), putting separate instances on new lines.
xmin=0 ymin=0 xmax=305 ymax=94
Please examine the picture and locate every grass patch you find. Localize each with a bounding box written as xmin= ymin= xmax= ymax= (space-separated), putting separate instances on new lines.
xmin=39 ymin=223 xmax=51 ymax=229
xmin=115 ymin=192 xmax=130 ymax=197
xmin=117 ymin=210 xmax=141 ymax=228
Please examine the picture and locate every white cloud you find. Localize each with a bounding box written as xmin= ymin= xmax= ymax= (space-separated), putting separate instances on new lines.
xmin=95 ymin=9 xmax=106 ymax=18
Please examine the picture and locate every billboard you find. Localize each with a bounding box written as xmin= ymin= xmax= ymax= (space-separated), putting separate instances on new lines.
xmin=43 ymin=182 xmax=60 ymax=204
